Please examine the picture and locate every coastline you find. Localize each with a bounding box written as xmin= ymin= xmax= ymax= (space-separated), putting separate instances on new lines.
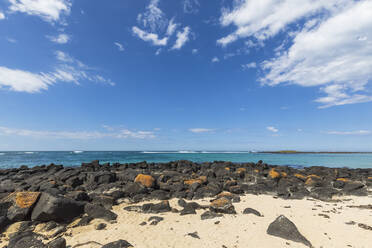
xmin=0 ymin=160 xmax=371 ymax=247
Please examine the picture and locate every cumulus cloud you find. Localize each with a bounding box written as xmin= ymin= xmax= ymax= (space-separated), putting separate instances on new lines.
xmin=171 ymin=26 xmax=191 ymax=50
xmin=217 ymin=0 xmax=348 ymax=46
xmin=189 ymin=128 xmax=214 ymax=133
xmin=137 ymin=0 xmax=167 ymax=33
xmin=267 ymin=126 xmax=278 ymax=133
xmin=218 ymin=0 xmax=372 ymax=108
xmin=183 ymin=0 xmax=200 ymax=14
xmin=132 ymin=26 xmax=168 ymax=46
xmin=47 ymin=33 xmax=70 ymax=44
xmin=0 ymin=51 xmax=114 ymax=93
xmin=0 ymin=126 xmax=156 ymax=139
xmin=261 ymin=0 xmax=372 ymax=108
xmin=166 ymin=18 xmax=178 ymax=36
xmin=211 ymin=57 xmax=219 ymax=63
xmin=0 ymin=11 xmax=5 ymax=19
xmin=114 ymin=42 xmax=124 ymax=51
xmin=327 ymin=130 xmax=371 ymax=135
xmin=8 ymin=0 xmax=71 ymax=23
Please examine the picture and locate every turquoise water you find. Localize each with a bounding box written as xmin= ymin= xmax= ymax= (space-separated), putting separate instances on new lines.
xmin=0 ymin=151 xmax=372 ymax=169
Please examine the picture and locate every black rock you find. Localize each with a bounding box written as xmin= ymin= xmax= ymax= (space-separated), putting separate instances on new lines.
xmin=74 ymin=216 xmax=94 ymax=227
xmin=8 ymin=231 xmax=46 ymax=248
xmin=267 ymin=215 xmax=312 ymax=247
xmin=47 ymin=237 xmax=66 ymax=248
xmin=243 ymin=208 xmax=262 ymax=217
xmin=95 ymin=223 xmax=107 ymax=230
xmin=187 ymin=231 xmax=200 ymax=239
xmin=102 ymin=239 xmax=133 ymax=248
xmin=84 ymin=203 xmax=118 ymax=221
xmin=148 ymin=216 xmax=164 ymax=225
xmin=200 ymin=211 xmax=223 ymax=220
xmin=141 ymin=200 xmax=171 ymax=213
xmin=31 ymin=193 xmax=84 ymax=222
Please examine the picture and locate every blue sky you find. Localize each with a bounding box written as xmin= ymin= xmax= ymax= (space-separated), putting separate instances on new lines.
xmin=0 ymin=0 xmax=372 ymax=151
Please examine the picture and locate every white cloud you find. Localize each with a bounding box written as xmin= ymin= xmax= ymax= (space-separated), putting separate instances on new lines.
xmin=217 ymin=0 xmax=348 ymax=46
xmin=171 ymin=26 xmax=191 ymax=50
xmin=261 ymin=0 xmax=372 ymax=108
xmin=242 ymin=62 xmax=257 ymax=70
xmin=211 ymin=57 xmax=219 ymax=63
xmin=189 ymin=128 xmax=215 ymax=133
xmin=137 ymin=0 xmax=167 ymax=33
xmin=192 ymin=49 xmax=198 ymax=54
xmin=114 ymin=42 xmax=124 ymax=52
xmin=132 ymin=26 xmax=168 ymax=46
xmin=183 ymin=0 xmax=200 ymax=14
xmin=0 ymin=11 xmax=5 ymax=19
xmin=166 ymin=18 xmax=178 ymax=36
xmin=8 ymin=0 xmax=71 ymax=23
xmin=47 ymin=33 xmax=70 ymax=44
xmin=267 ymin=126 xmax=278 ymax=133
xmin=327 ymin=130 xmax=371 ymax=135
xmin=0 ymin=126 xmax=156 ymax=139
xmin=0 ymin=51 xmax=114 ymax=93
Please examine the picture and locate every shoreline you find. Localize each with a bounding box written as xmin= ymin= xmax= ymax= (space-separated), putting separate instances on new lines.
xmin=0 ymin=160 xmax=371 ymax=247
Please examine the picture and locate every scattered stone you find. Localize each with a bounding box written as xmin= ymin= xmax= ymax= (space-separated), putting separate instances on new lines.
xmin=148 ymin=216 xmax=164 ymax=225
xmin=139 ymin=221 xmax=147 ymax=226
xmin=102 ymin=239 xmax=133 ymax=248
xmin=74 ymin=216 xmax=93 ymax=227
xmin=201 ymin=211 xmax=223 ymax=220
xmin=318 ymin=213 xmax=330 ymax=219
xmin=187 ymin=231 xmax=200 ymax=239
xmin=243 ymin=208 xmax=262 ymax=217
xmin=7 ymin=231 xmax=46 ymax=248
xmin=267 ymin=215 xmax=312 ymax=248
xmin=358 ymin=223 xmax=372 ymax=231
xmin=345 ymin=221 xmax=356 ymax=225
xmin=95 ymin=223 xmax=107 ymax=230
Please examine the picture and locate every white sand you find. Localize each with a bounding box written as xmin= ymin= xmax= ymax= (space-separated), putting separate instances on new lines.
xmin=64 ymin=194 xmax=372 ymax=248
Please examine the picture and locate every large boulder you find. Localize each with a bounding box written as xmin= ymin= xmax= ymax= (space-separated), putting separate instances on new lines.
xmin=267 ymin=215 xmax=312 ymax=247
xmin=1 ymin=192 xmax=40 ymax=222
xmin=31 ymin=193 xmax=84 ymax=222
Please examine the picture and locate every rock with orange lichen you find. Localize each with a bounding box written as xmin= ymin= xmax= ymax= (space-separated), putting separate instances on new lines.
xmin=184 ymin=176 xmax=207 ymax=186
xmin=0 ymin=192 xmax=40 ymax=222
xmin=210 ymin=197 xmax=236 ymax=214
xmin=337 ymin=178 xmax=349 ymax=182
xmin=134 ymin=174 xmax=155 ymax=188
xmin=294 ymin=173 xmax=307 ymax=181
xmin=269 ymin=169 xmax=281 ymax=179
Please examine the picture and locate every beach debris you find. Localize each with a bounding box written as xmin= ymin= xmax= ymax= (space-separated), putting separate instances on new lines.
xmin=267 ymin=215 xmax=312 ymax=247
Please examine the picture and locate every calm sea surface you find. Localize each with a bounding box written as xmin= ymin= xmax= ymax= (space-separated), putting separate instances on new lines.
xmin=0 ymin=151 xmax=372 ymax=169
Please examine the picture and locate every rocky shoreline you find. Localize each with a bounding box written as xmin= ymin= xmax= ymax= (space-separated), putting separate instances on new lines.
xmin=1 ymin=160 xmax=372 ymax=247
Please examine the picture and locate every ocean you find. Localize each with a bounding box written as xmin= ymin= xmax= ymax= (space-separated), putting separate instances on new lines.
xmin=0 ymin=151 xmax=372 ymax=169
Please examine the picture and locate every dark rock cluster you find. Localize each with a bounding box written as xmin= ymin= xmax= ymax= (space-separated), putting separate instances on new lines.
xmin=0 ymin=160 xmax=371 ymax=246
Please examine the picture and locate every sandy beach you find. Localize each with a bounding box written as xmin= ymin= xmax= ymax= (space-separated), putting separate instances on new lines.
xmin=55 ymin=194 xmax=372 ymax=248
